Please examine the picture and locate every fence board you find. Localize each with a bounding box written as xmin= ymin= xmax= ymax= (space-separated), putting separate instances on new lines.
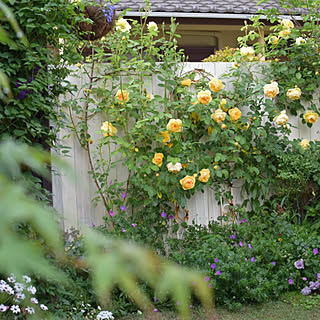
xmin=53 ymin=63 xmax=320 ymax=229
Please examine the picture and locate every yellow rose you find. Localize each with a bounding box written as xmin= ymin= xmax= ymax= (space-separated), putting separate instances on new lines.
xmin=147 ymin=21 xmax=158 ymax=32
xmin=152 ymin=153 xmax=164 ymax=167
xmin=181 ymin=78 xmax=192 ymax=86
xmin=115 ymin=89 xmax=129 ymax=102
xmin=166 ymin=119 xmax=182 ymax=133
xmin=229 ymin=107 xmax=242 ymax=122
xmin=286 ymin=86 xmax=301 ymax=100
xmin=146 ymin=92 xmax=154 ymax=100
xmin=279 ymin=29 xmax=291 ymax=38
xmin=180 ymin=175 xmax=196 ymax=190
xmin=240 ymin=47 xmax=255 ymax=60
xmin=198 ymin=169 xmax=210 ymax=183
xmin=209 ymin=78 xmax=224 ymax=93
xmin=264 ymin=81 xmax=279 ymax=98
xmin=101 ymin=121 xmax=117 ymax=137
xmin=280 ymin=19 xmax=294 ymax=29
xmin=299 ymin=139 xmax=310 ymax=150
xmin=160 ymin=130 xmax=171 ymax=144
xmin=304 ymin=110 xmax=319 ymax=124
xmin=116 ymin=18 xmax=131 ymax=32
xmin=211 ymin=109 xmax=226 ymax=123
xmin=274 ymin=110 xmax=288 ymax=125
xmin=269 ymin=36 xmax=279 ymax=44
xmin=197 ymin=90 xmax=212 ymax=105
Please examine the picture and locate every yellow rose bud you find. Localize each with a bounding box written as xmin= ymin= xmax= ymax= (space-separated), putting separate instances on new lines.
xmin=264 ymin=81 xmax=279 ymax=98
xmin=160 ymin=131 xmax=171 ymax=144
xmin=286 ymin=86 xmax=301 ymax=100
xmin=89 ymin=89 xmax=92 ymax=93
xmin=303 ymin=110 xmax=319 ymax=124
xmin=191 ymin=112 xmax=201 ymax=124
xmin=208 ymin=126 xmax=213 ymax=135
xmin=316 ymin=71 xmax=319 ymax=76
xmin=166 ymin=119 xmax=182 ymax=133
xmin=181 ymin=78 xmax=192 ymax=86
xmin=152 ymin=153 xmax=164 ymax=167
xmin=269 ymin=36 xmax=279 ymax=44
xmin=197 ymin=90 xmax=212 ymax=105
xmin=156 ymin=173 xmax=160 ymax=177
xmin=275 ymin=58 xmax=279 ymax=62
xmin=209 ymin=77 xmax=224 ymax=93
xmin=180 ymin=175 xmax=196 ymax=190
xmin=198 ymin=169 xmax=210 ymax=183
xmin=101 ymin=121 xmax=117 ymax=137
xmin=214 ymin=165 xmax=219 ymax=170
xmin=278 ymin=238 xmax=283 ymax=242
xmin=221 ymin=123 xmax=227 ymax=129
xmin=182 ymin=163 xmax=188 ymax=169
xmin=134 ymin=148 xmax=139 ymax=152
xmin=77 ymin=63 xmax=82 ymax=68
xmin=211 ymin=109 xmax=226 ymax=123
xmin=229 ymin=107 xmax=242 ymax=122
xmin=83 ymin=88 xmax=87 ymax=92
xmin=235 ymin=142 xmax=239 ymax=147
xmin=299 ymin=139 xmax=310 ymax=150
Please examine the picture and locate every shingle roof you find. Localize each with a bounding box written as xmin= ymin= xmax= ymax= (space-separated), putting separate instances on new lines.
xmin=116 ymin=0 xmax=291 ymax=15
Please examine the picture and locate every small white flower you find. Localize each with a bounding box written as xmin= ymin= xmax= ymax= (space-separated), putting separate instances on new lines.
xmin=0 ymin=280 xmax=6 ymax=285
xmin=167 ymin=162 xmax=182 ymax=173
xmin=25 ymin=306 xmax=35 ymax=314
xmin=30 ymin=297 xmax=38 ymax=304
xmin=15 ymin=292 xmax=26 ymax=300
xmin=274 ymin=110 xmax=289 ymax=125
xmin=0 ymin=304 xmax=7 ymax=312
xmin=4 ymin=284 xmax=14 ymax=295
xmin=14 ymin=282 xmax=25 ymax=292
xmin=27 ymin=286 xmax=36 ymax=295
xmin=23 ymin=276 xmax=31 ymax=283
xmin=97 ymin=310 xmax=114 ymax=320
xmin=10 ymin=305 xmax=20 ymax=314
xmin=116 ymin=18 xmax=131 ymax=33
xmin=7 ymin=276 xmax=16 ymax=283
xmin=40 ymin=304 xmax=48 ymax=311
xmin=295 ymin=37 xmax=306 ymax=45
xmin=147 ymin=21 xmax=158 ymax=31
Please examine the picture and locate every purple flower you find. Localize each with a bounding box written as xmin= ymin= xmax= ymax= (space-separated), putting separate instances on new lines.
xmin=109 ymin=211 xmax=114 ymax=217
xmin=131 ymin=223 xmax=136 ymax=228
xmin=248 ymin=243 xmax=252 ymax=249
xmin=288 ymin=279 xmax=293 ymax=285
xmin=233 ymin=242 xmax=237 ymax=247
xmin=109 ymin=180 xmax=113 ymax=185
xmin=317 ymin=273 xmax=320 ymax=280
xmin=250 ymin=257 xmax=255 ymax=262
xmin=154 ymin=296 xmax=159 ymax=302
xmin=168 ymin=215 xmax=174 ymax=220
xmin=209 ymin=284 xmax=213 ymax=288
xmin=301 ymin=287 xmax=311 ymax=295
xmin=239 ymin=241 xmax=243 ymax=247
xmin=210 ymin=263 xmax=216 ymax=270
xmin=271 ymin=261 xmax=276 ymax=267
xmin=313 ymin=248 xmax=319 ymax=255
xmin=91 ymin=222 xmax=95 ymax=227
xmin=302 ymin=277 xmax=307 ymax=281
xmin=309 ymin=281 xmax=320 ymax=290
xmin=176 ymin=301 xmax=181 ymax=305
xmin=215 ymin=270 xmax=221 ymax=275
xmin=294 ymin=259 xmax=304 ymax=270
xmin=230 ymin=235 xmax=236 ymax=239
xmin=214 ymin=258 xmax=218 ymax=263
xmin=121 ymin=192 xmax=127 ymax=199
xmin=153 ymin=309 xmax=158 ymax=312
xmin=161 ymin=211 xmax=167 ymax=218
xmin=245 ymin=258 xmax=248 ymax=261
xmin=204 ymin=276 xmax=210 ymax=282
xmin=240 ymin=219 xmax=246 ymax=224
xmin=189 ymin=305 xmax=194 ymax=309
xmin=120 ymin=206 xmax=126 ymax=211
xmin=121 ymin=228 xmax=126 ymax=233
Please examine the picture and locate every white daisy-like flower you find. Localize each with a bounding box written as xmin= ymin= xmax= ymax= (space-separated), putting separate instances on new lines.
xmin=4 ymin=284 xmax=14 ymax=295
xmin=15 ymin=292 xmax=26 ymax=300
xmin=27 ymin=286 xmax=36 ymax=295
xmin=25 ymin=306 xmax=35 ymax=314
xmin=30 ymin=297 xmax=38 ymax=304
xmin=7 ymin=276 xmax=16 ymax=283
xmin=0 ymin=304 xmax=7 ymax=312
xmin=0 ymin=280 xmax=6 ymax=285
xmin=23 ymin=276 xmax=31 ymax=283
xmin=40 ymin=304 xmax=48 ymax=311
xmin=97 ymin=310 xmax=114 ymax=320
xmin=14 ymin=282 xmax=25 ymax=292
xmin=115 ymin=18 xmax=131 ymax=33
xmin=10 ymin=305 xmax=20 ymax=314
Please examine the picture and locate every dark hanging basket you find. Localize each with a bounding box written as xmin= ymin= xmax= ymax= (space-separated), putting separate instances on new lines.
xmin=77 ymin=4 xmax=116 ymax=41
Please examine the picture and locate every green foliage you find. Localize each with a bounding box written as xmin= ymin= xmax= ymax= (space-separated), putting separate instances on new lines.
xmin=0 ymin=0 xmax=83 ymax=145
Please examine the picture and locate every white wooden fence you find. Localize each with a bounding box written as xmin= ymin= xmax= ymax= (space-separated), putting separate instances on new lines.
xmin=52 ymin=62 xmax=320 ymax=230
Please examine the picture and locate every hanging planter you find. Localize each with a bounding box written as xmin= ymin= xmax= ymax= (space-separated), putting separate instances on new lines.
xmin=77 ymin=4 xmax=116 ymax=41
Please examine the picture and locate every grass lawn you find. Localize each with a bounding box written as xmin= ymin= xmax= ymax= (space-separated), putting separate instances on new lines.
xmin=119 ymin=294 xmax=320 ymax=320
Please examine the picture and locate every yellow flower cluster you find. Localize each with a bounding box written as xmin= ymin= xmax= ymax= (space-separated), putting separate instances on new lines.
xmin=101 ymin=121 xmax=117 ymax=137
